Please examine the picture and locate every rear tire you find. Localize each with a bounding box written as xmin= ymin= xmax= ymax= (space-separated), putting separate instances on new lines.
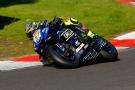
xmin=100 ymin=42 xmax=118 ymax=61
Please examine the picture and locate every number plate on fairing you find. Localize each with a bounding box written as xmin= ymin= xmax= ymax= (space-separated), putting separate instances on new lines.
xmin=61 ymin=29 xmax=75 ymax=41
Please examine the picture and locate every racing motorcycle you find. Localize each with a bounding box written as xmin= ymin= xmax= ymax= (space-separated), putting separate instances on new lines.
xmin=42 ymin=23 xmax=118 ymax=68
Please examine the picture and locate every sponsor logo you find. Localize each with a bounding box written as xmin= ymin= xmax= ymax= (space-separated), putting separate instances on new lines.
xmin=83 ymin=49 xmax=99 ymax=61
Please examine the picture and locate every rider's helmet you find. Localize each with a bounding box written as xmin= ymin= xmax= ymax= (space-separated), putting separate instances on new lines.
xmin=63 ymin=18 xmax=79 ymax=26
xmin=25 ymin=21 xmax=40 ymax=40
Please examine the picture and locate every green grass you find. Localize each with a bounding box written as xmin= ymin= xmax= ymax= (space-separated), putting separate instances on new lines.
xmin=0 ymin=0 xmax=135 ymax=58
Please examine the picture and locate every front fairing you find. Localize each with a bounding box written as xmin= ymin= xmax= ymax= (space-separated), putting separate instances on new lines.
xmin=33 ymin=25 xmax=51 ymax=51
xmin=33 ymin=29 xmax=43 ymax=44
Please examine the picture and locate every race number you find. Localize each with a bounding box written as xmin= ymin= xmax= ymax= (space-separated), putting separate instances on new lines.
xmin=33 ymin=30 xmax=42 ymax=43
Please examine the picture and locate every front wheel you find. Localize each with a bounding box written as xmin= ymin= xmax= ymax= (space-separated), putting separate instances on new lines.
xmin=46 ymin=44 xmax=80 ymax=68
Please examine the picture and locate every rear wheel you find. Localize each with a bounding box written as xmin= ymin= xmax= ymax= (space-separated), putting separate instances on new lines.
xmin=46 ymin=44 xmax=80 ymax=68
xmin=100 ymin=42 xmax=118 ymax=61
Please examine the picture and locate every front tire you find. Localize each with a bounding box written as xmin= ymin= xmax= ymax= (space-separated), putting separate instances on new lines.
xmin=46 ymin=45 xmax=80 ymax=68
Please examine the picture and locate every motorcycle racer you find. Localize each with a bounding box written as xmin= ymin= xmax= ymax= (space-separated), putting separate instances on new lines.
xmin=25 ymin=17 xmax=97 ymax=65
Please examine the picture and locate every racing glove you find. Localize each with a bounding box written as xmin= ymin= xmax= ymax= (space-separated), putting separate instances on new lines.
xmin=49 ymin=17 xmax=63 ymax=29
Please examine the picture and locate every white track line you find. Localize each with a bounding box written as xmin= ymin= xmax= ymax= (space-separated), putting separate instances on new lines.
xmin=116 ymin=47 xmax=129 ymax=50
xmin=0 ymin=61 xmax=42 ymax=71
xmin=115 ymin=31 xmax=135 ymax=40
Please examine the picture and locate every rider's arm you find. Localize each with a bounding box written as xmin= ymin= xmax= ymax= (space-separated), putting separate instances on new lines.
xmin=48 ymin=17 xmax=63 ymax=30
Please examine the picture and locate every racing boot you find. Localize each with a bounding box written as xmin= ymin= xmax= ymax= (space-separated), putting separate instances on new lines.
xmin=39 ymin=56 xmax=54 ymax=66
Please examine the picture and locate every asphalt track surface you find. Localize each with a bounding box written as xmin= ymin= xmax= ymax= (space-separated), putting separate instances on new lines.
xmin=0 ymin=48 xmax=135 ymax=90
